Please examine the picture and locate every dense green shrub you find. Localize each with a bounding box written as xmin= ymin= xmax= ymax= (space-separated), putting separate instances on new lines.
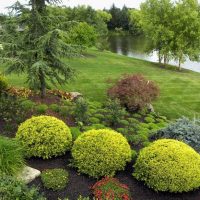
xmin=36 ymin=104 xmax=48 ymax=114
xmin=41 ymin=169 xmax=69 ymax=191
xmin=72 ymin=129 xmax=131 ymax=178
xmin=70 ymin=127 xmax=82 ymax=140
xmin=59 ymin=105 xmax=71 ymax=117
xmin=89 ymin=117 xmax=100 ymax=124
xmin=118 ymin=119 xmax=129 ymax=127
xmin=0 ymin=96 xmax=26 ymax=131
xmin=133 ymin=139 xmax=200 ymax=192
xmin=20 ymin=100 xmax=36 ymax=111
xmin=144 ymin=116 xmax=155 ymax=123
xmin=16 ymin=116 xmax=72 ymax=159
xmin=0 ymin=136 xmax=25 ymax=175
xmin=104 ymin=98 xmax=127 ymax=126
xmin=0 ymin=174 xmax=45 ymax=200
xmin=49 ymin=104 xmax=60 ymax=112
xmin=156 ymin=117 xmax=200 ymax=152
xmin=74 ymin=98 xmax=89 ymax=123
xmin=0 ymin=74 xmax=8 ymax=93
xmin=108 ymin=74 xmax=159 ymax=111
xmin=92 ymin=177 xmax=131 ymax=200
xmin=83 ymin=124 xmax=107 ymax=131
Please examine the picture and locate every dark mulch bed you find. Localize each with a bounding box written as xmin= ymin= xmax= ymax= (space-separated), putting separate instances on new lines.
xmin=30 ymin=94 xmax=61 ymax=105
xmin=28 ymin=153 xmax=200 ymax=200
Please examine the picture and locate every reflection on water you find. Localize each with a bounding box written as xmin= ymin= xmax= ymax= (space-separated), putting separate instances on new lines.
xmin=108 ymin=35 xmax=200 ymax=73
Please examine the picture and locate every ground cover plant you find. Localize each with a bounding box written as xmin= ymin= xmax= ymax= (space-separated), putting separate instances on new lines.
xmin=0 ymin=173 xmax=45 ymax=200
xmin=133 ymin=139 xmax=200 ymax=192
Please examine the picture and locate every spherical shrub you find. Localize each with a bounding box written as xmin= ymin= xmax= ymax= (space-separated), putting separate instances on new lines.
xmin=16 ymin=116 xmax=72 ymax=159
xmin=0 ymin=136 xmax=25 ymax=175
xmin=133 ymin=139 xmax=200 ymax=192
xmin=72 ymin=129 xmax=131 ymax=178
xmin=41 ymin=168 xmax=69 ymax=191
xmin=108 ymin=74 xmax=159 ymax=111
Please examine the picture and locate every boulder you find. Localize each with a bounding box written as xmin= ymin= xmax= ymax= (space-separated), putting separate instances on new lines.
xmin=17 ymin=166 xmax=41 ymax=184
xmin=70 ymin=92 xmax=82 ymax=100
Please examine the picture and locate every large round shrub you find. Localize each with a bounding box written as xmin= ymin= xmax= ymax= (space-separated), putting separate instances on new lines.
xmin=72 ymin=129 xmax=132 ymax=178
xmin=16 ymin=116 xmax=72 ymax=159
xmin=108 ymin=74 xmax=159 ymax=111
xmin=133 ymin=139 xmax=200 ymax=192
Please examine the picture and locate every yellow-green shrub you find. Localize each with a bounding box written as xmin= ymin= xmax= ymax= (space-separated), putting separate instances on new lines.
xmin=133 ymin=139 xmax=200 ymax=192
xmin=16 ymin=116 xmax=72 ymax=159
xmin=72 ymin=129 xmax=131 ymax=178
xmin=0 ymin=74 xmax=8 ymax=93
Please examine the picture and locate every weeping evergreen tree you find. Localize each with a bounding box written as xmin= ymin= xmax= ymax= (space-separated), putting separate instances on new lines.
xmin=1 ymin=0 xmax=80 ymax=97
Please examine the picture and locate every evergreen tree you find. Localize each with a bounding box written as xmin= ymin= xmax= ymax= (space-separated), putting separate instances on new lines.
xmin=1 ymin=0 xmax=80 ymax=97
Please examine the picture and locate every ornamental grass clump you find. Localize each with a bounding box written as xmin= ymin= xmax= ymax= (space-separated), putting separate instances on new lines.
xmin=0 ymin=136 xmax=25 ymax=175
xmin=16 ymin=116 xmax=72 ymax=159
xmin=133 ymin=139 xmax=200 ymax=192
xmin=72 ymin=129 xmax=132 ymax=178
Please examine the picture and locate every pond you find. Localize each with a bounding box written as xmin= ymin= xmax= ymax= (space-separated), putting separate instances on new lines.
xmin=108 ymin=35 xmax=200 ymax=73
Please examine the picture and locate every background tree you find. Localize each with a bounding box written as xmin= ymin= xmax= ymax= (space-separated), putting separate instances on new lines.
xmin=171 ymin=0 xmax=200 ymax=70
xmin=139 ymin=0 xmax=174 ymax=66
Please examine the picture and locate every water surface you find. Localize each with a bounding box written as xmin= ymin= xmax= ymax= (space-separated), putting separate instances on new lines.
xmin=108 ymin=35 xmax=200 ymax=73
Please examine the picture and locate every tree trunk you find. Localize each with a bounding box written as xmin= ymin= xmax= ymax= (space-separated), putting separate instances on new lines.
xmin=39 ymin=72 xmax=46 ymax=98
xmin=164 ymin=54 xmax=167 ymax=67
xmin=158 ymin=51 xmax=162 ymax=64
xmin=178 ymin=58 xmax=181 ymax=71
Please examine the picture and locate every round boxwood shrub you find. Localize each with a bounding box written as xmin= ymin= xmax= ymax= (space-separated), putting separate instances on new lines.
xmin=16 ymin=116 xmax=72 ymax=159
xmin=0 ymin=74 xmax=8 ymax=93
xmin=72 ymin=129 xmax=131 ymax=178
xmin=133 ymin=139 xmax=200 ymax=192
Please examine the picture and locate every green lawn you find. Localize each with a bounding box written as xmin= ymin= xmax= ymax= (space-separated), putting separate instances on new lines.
xmin=2 ymin=49 xmax=200 ymax=120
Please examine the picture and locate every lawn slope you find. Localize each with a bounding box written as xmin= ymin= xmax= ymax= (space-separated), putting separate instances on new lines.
xmin=2 ymin=49 xmax=200 ymax=119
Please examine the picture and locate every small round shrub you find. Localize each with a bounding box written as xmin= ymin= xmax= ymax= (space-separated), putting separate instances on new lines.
xmin=72 ymin=129 xmax=131 ymax=178
xmin=89 ymin=117 xmax=100 ymax=124
xmin=118 ymin=119 xmax=129 ymax=127
xmin=16 ymin=116 xmax=72 ymax=159
xmin=84 ymin=124 xmax=106 ymax=131
xmin=0 ymin=74 xmax=8 ymax=93
xmin=133 ymin=139 xmax=200 ymax=192
xmin=0 ymin=136 xmax=25 ymax=175
xmin=0 ymin=174 xmax=45 ymax=200
xmin=41 ymin=168 xmax=69 ymax=191
xmin=36 ymin=104 xmax=48 ymax=114
xmin=144 ymin=116 xmax=155 ymax=123
xmin=49 ymin=103 xmax=59 ymax=112
xmin=20 ymin=100 xmax=36 ymax=111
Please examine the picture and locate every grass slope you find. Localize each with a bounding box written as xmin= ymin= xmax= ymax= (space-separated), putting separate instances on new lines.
xmin=1 ymin=49 xmax=200 ymax=119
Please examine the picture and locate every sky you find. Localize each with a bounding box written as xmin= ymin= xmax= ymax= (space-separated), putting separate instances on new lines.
xmin=0 ymin=0 xmax=145 ymax=13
